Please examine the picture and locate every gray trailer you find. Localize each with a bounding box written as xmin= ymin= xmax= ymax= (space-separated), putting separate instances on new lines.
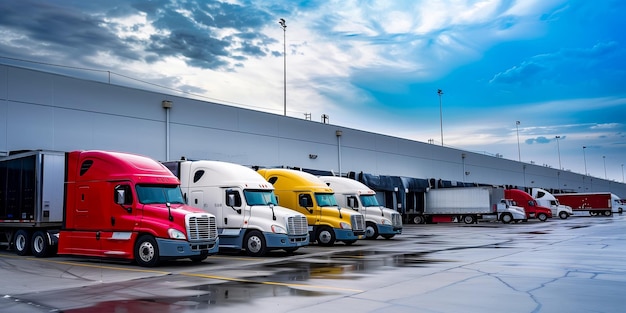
xmin=417 ymin=187 xmax=526 ymax=224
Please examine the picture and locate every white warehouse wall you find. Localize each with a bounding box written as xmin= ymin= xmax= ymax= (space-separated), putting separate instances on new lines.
xmin=1 ymin=64 xmax=625 ymax=197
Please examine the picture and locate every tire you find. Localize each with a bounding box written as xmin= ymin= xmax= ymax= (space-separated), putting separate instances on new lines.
xmin=134 ymin=235 xmax=160 ymax=267
xmin=382 ymin=234 xmax=395 ymax=239
xmin=284 ymin=247 xmax=299 ymax=254
xmin=500 ymin=213 xmax=513 ymax=224
xmin=603 ymin=210 xmax=612 ymax=216
xmin=14 ymin=230 xmax=31 ymax=256
xmin=189 ymin=252 xmax=208 ymax=263
xmin=463 ymin=215 xmax=475 ymax=224
xmin=559 ymin=211 xmax=569 ymax=219
xmin=316 ymin=226 xmax=336 ymax=246
xmin=31 ymin=231 xmax=52 ymax=258
xmin=244 ymin=230 xmax=268 ymax=257
xmin=537 ymin=213 xmax=548 ymax=222
xmin=412 ymin=215 xmax=424 ymax=224
xmin=364 ymin=222 xmax=379 ymax=240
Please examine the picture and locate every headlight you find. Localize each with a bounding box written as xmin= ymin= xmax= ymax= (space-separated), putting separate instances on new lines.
xmin=380 ymin=218 xmax=391 ymax=225
xmin=339 ymin=222 xmax=351 ymax=229
xmin=168 ymin=228 xmax=187 ymax=240
xmin=271 ymin=225 xmax=287 ymax=234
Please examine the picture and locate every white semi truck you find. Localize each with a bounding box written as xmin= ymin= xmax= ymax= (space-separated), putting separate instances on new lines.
xmin=163 ymin=159 xmax=309 ymax=256
xmin=414 ymin=187 xmax=526 ymax=224
xmin=529 ymin=188 xmax=573 ymax=219
xmin=320 ymin=176 xmax=402 ymax=239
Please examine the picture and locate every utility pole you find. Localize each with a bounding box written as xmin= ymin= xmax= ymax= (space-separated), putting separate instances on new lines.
xmin=279 ymin=18 xmax=287 ymax=116
xmin=437 ymin=89 xmax=444 ymax=146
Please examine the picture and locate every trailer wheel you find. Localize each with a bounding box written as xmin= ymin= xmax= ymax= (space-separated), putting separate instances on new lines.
xmin=365 ymin=222 xmax=379 ymax=240
xmin=316 ymin=226 xmax=336 ymax=246
xmin=244 ymin=230 xmax=268 ymax=257
xmin=31 ymin=231 xmax=52 ymax=258
xmin=559 ymin=211 xmax=569 ymax=219
xmin=603 ymin=210 xmax=612 ymax=216
xmin=14 ymin=230 xmax=31 ymax=256
xmin=134 ymin=235 xmax=160 ymax=267
xmin=500 ymin=213 xmax=513 ymax=224
xmin=463 ymin=215 xmax=475 ymax=224
xmin=537 ymin=213 xmax=548 ymax=222
xmin=412 ymin=215 xmax=424 ymax=224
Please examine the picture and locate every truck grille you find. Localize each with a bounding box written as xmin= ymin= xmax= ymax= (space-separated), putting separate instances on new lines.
xmin=391 ymin=213 xmax=403 ymax=227
xmin=286 ymin=215 xmax=308 ymax=235
xmin=187 ymin=214 xmax=218 ymax=241
xmin=351 ymin=214 xmax=365 ymax=231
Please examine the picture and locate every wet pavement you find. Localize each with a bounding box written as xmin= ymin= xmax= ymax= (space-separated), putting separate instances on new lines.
xmin=1 ymin=215 xmax=625 ymax=312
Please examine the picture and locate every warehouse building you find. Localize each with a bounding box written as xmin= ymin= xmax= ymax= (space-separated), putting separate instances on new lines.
xmin=2 ymin=64 xmax=625 ymax=200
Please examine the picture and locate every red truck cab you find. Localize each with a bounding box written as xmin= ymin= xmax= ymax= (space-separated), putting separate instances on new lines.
xmin=504 ymin=189 xmax=552 ymax=222
xmin=58 ymin=150 xmax=219 ymax=266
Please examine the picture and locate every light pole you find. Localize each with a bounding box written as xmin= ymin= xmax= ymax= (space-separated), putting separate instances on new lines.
xmin=622 ymin=163 xmax=624 ymax=183
xmin=555 ymin=136 xmax=562 ymax=169
xmin=583 ymin=146 xmax=588 ymax=175
xmin=437 ymin=89 xmax=444 ymax=146
xmin=516 ymin=121 xmax=521 ymax=162
xmin=603 ymin=155 xmax=607 ymax=179
xmin=279 ymin=18 xmax=287 ymax=116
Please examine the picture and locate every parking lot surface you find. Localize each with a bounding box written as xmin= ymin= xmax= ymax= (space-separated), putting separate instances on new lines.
xmin=1 ymin=215 xmax=624 ymax=312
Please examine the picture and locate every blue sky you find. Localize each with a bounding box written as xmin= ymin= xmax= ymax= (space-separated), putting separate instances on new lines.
xmin=1 ymin=0 xmax=625 ymax=181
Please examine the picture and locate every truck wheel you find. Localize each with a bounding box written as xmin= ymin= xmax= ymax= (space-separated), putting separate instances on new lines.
xmin=134 ymin=235 xmax=160 ymax=267
xmin=559 ymin=211 xmax=569 ymax=219
xmin=316 ymin=226 xmax=336 ymax=246
xmin=14 ymin=230 xmax=31 ymax=256
xmin=500 ymin=213 xmax=513 ymax=224
xmin=190 ymin=251 xmax=209 ymax=263
xmin=412 ymin=216 xmax=424 ymax=224
xmin=463 ymin=215 xmax=475 ymax=224
xmin=365 ymin=222 xmax=379 ymax=240
xmin=244 ymin=230 xmax=268 ymax=257
xmin=31 ymin=231 xmax=52 ymax=258
xmin=537 ymin=213 xmax=548 ymax=222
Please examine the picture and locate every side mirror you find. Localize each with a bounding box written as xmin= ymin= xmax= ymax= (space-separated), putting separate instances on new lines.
xmin=226 ymin=192 xmax=236 ymax=207
xmin=299 ymin=195 xmax=311 ymax=207
xmin=347 ymin=196 xmax=357 ymax=209
xmin=116 ymin=189 xmax=125 ymax=205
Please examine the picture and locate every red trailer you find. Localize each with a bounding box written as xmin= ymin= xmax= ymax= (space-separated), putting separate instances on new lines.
xmin=553 ymin=193 xmax=612 ymax=216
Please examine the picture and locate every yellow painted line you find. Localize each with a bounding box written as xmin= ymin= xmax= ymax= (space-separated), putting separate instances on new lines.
xmin=181 ymin=272 xmax=364 ymax=293
xmin=0 ymin=254 xmax=170 ymax=274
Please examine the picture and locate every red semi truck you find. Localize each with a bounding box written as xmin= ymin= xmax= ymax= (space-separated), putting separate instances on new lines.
xmin=504 ymin=189 xmax=552 ymax=221
xmin=0 ymin=150 xmax=219 ymax=266
xmin=553 ymin=192 xmax=613 ymax=216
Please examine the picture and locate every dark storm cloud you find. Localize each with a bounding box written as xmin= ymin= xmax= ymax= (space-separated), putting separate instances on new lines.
xmin=0 ymin=0 xmax=279 ymax=71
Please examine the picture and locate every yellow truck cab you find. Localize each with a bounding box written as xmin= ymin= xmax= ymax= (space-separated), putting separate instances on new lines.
xmin=257 ymin=168 xmax=365 ymax=246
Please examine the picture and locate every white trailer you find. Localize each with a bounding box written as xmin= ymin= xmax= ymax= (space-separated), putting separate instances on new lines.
xmin=163 ymin=159 xmax=309 ymax=256
xmin=320 ymin=176 xmax=402 ymax=239
xmin=418 ymin=187 xmax=526 ymax=224
xmin=529 ymin=188 xmax=573 ymax=219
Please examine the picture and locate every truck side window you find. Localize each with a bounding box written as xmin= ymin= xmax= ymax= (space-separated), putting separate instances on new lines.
xmin=225 ymin=190 xmax=242 ymax=207
xmin=114 ymin=185 xmax=133 ymax=205
xmin=193 ymin=170 xmax=205 ymax=183
xmin=80 ymin=160 xmax=93 ymax=176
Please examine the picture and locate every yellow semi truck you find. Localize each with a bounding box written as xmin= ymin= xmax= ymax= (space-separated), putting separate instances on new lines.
xmin=257 ymin=168 xmax=366 ymax=246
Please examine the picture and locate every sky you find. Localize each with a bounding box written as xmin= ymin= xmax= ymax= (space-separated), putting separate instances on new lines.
xmin=1 ymin=0 xmax=625 ymax=182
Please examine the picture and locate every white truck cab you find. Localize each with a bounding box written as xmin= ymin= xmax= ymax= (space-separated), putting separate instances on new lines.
xmin=163 ymin=160 xmax=309 ymax=256
xmin=320 ymin=176 xmax=402 ymax=239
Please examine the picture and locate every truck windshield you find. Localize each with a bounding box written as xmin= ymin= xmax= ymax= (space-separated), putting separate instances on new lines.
xmin=315 ymin=193 xmax=339 ymax=207
xmin=360 ymin=194 xmax=380 ymax=207
xmin=136 ymin=184 xmax=185 ymax=204
xmin=244 ymin=190 xmax=278 ymax=206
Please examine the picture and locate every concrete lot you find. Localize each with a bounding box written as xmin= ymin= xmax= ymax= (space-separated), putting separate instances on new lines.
xmin=1 ymin=215 xmax=624 ymax=313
